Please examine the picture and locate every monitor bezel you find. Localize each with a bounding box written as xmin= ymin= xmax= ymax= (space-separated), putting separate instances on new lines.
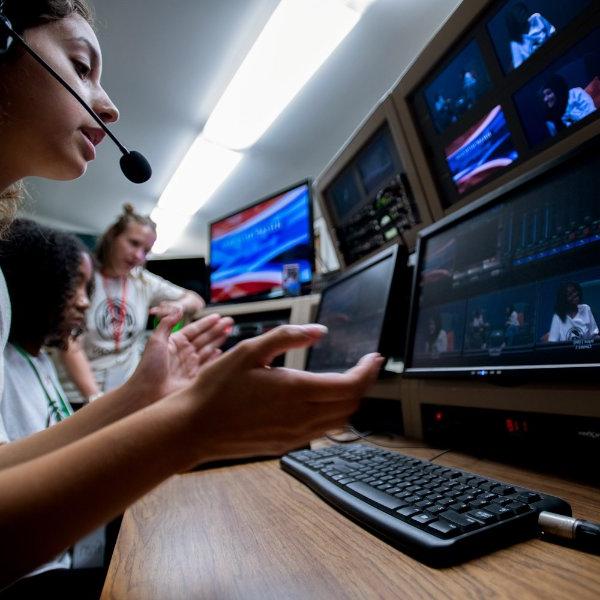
xmin=403 ymin=134 xmax=600 ymax=381
xmin=305 ymin=243 xmax=408 ymax=373
xmin=207 ymin=179 xmax=315 ymax=305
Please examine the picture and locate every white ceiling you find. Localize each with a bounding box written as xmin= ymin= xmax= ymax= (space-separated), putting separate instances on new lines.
xmin=22 ymin=0 xmax=461 ymax=257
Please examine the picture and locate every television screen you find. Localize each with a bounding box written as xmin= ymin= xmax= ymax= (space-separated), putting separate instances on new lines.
xmin=145 ymin=257 xmax=208 ymax=301
xmin=487 ymin=0 xmax=591 ymax=74
xmin=209 ymin=181 xmax=314 ymax=303
xmin=355 ymin=126 xmax=398 ymax=195
xmin=328 ymin=166 xmax=363 ymax=226
xmin=513 ymin=27 xmax=600 ymax=148
xmin=406 ymin=138 xmax=600 ymax=378
xmin=424 ymin=40 xmax=493 ymax=133
xmin=444 ymin=105 xmax=519 ymax=195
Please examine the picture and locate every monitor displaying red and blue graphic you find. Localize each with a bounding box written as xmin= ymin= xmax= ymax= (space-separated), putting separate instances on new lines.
xmin=444 ymin=105 xmax=519 ymax=195
xmin=209 ymin=181 xmax=314 ymax=303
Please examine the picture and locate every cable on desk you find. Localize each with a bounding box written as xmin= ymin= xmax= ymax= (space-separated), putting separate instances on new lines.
xmin=326 ymin=426 xmax=437 ymax=451
xmin=428 ymin=448 xmax=454 ymax=463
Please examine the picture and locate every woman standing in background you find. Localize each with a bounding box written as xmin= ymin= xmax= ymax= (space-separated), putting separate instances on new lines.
xmin=59 ymin=204 xmax=205 ymax=403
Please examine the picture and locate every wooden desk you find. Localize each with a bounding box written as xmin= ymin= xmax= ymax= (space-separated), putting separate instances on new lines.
xmin=102 ymin=445 xmax=600 ymax=599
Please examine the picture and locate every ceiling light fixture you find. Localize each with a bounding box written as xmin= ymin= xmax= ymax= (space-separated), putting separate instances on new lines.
xmin=203 ymin=0 xmax=370 ymax=151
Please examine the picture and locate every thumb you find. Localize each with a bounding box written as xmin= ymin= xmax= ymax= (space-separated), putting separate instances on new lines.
xmin=153 ymin=307 xmax=183 ymax=340
xmin=242 ymin=324 xmax=328 ymax=367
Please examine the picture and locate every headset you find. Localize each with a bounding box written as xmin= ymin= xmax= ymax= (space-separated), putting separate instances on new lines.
xmin=0 ymin=4 xmax=151 ymax=184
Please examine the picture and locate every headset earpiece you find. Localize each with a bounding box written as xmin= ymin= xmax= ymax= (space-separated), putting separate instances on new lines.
xmin=0 ymin=14 xmax=15 ymax=56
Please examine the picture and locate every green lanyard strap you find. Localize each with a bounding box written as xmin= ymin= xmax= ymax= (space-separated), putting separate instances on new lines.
xmin=13 ymin=345 xmax=73 ymax=423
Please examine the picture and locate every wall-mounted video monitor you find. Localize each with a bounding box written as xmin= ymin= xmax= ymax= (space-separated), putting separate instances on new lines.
xmin=444 ymin=105 xmax=519 ymax=194
xmin=424 ymin=40 xmax=493 ymax=134
xmin=392 ymin=0 xmax=600 ymax=219
xmin=315 ymin=98 xmax=431 ymax=267
xmin=487 ymin=0 xmax=591 ymax=74
xmin=209 ymin=181 xmax=314 ymax=304
xmin=513 ymin=27 xmax=600 ymax=148
xmin=405 ymin=137 xmax=600 ymax=379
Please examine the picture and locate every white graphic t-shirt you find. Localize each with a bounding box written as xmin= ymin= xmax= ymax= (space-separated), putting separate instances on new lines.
xmin=68 ymin=268 xmax=185 ymax=399
xmin=548 ymin=304 xmax=599 ymax=342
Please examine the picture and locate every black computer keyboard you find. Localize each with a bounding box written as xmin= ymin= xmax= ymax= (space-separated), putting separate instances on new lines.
xmin=280 ymin=444 xmax=571 ymax=566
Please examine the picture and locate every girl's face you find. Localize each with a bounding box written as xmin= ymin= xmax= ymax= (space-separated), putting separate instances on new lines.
xmin=542 ymin=87 xmax=556 ymax=109
xmin=566 ymin=284 xmax=581 ymax=307
xmin=109 ymin=222 xmax=156 ymax=277
xmin=0 ymin=15 xmax=119 ymax=182
xmin=63 ymin=252 xmax=93 ymax=333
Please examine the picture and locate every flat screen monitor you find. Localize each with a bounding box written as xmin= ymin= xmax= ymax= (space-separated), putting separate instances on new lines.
xmin=306 ymin=244 xmax=408 ymax=373
xmin=513 ymin=27 xmax=600 ymax=148
xmin=444 ymin=105 xmax=519 ymax=195
xmin=405 ymin=136 xmax=600 ymax=379
xmin=145 ymin=256 xmax=208 ymax=301
xmin=209 ymin=180 xmax=314 ymax=304
xmin=424 ymin=39 xmax=493 ymax=134
xmin=487 ymin=0 xmax=591 ymax=74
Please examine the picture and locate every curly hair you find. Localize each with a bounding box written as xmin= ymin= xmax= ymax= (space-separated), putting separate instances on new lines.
xmin=0 ymin=218 xmax=94 ymax=350
xmin=96 ymin=203 xmax=156 ymax=268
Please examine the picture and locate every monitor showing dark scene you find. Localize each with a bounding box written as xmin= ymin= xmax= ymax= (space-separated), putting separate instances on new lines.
xmin=306 ymin=245 xmax=406 ymax=373
xmin=487 ymin=0 xmax=591 ymax=74
xmin=405 ymin=137 xmax=600 ymax=378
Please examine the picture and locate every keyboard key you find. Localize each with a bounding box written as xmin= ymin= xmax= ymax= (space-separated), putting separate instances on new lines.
xmin=485 ymin=503 xmax=514 ymax=520
xmin=346 ymin=481 xmax=405 ymax=510
xmin=468 ymin=509 xmax=497 ymax=525
xmin=412 ymin=513 xmax=436 ymax=525
xmin=439 ymin=510 xmax=481 ymax=531
xmin=428 ymin=519 xmax=461 ymax=538
xmin=397 ymin=506 xmax=420 ymax=518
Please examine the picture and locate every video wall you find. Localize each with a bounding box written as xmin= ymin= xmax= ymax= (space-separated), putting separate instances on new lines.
xmin=410 ymin=0 xmax=599 ymax=208
xmin=407 ymin=140 xmax=600 ymax=375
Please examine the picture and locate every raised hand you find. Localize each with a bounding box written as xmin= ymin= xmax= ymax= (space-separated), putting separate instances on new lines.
xmin=129 ymin=311 xmax=233 ymax=403
xmin=187 ymin=324 xmax=384 ymax=463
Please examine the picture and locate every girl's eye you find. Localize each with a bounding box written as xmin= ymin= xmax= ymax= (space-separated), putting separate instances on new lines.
xmin=73 ymin=60 xmax=91 ymax=79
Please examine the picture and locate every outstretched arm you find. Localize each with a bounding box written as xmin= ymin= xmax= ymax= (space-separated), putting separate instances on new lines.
xmin=0 ymin=324 xmax=382 ymax=585
xmin=0 ymin=312 xmax=232 ymax=471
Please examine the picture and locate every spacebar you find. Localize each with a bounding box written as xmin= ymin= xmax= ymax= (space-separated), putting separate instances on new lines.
xmin=346 ymin=482 xmax=404 ymax=510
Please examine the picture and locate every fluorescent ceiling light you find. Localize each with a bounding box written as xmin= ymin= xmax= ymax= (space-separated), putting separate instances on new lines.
xmin=157 ymin=135 xmax=242 ymax=216
xmin=203 ymin=0 xmax=369 ymax=150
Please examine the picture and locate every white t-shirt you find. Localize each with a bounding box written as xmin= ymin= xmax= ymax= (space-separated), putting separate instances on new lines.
xmin=548 ymin=304 xmax=599 ymax=342
xmin=510 ymin=13 xmax=555 ymax=69
xmin=0 ymin=269 xmax=11 ymax=444
xmin=2 ymin=343 xmax=72 ymax=574
xmin=60 ymin=268 xmax=185 ymax=401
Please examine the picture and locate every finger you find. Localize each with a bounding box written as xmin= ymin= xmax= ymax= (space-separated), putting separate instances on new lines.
xmin=181 ymin=314 xmax=226 ymax=341
xmin=189 ymin=317 xmax=234 ymax=350
xmin=240 ymin=324 xmax=328 ymax=367
xmin=264 ymin=353 xmax=384 ymax=402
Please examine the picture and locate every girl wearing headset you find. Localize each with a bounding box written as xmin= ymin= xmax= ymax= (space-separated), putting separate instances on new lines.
xmin=0 ymin=0 xmax=382 ymax=591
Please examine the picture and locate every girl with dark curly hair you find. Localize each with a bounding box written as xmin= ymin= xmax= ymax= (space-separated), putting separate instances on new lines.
xmin=0 ymin=0 xmax=382 ymax=590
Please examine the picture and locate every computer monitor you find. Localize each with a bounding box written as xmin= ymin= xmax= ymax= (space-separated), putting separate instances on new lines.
xmin=306 ymin=244 xmax=409 ymax=373
xmin=145 ymin=256 xmax=208 ymax=301
xmin=404 ymin=135 xmax=600 ymax=380
xmin=208 ymin=180 xmax=314 ymax=304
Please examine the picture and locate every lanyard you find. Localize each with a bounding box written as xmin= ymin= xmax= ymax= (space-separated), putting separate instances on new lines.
xmin=14 ymin=345 xmax=74 ymax=424
xmin=102 ymin=275 xmax=128 ymax=352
